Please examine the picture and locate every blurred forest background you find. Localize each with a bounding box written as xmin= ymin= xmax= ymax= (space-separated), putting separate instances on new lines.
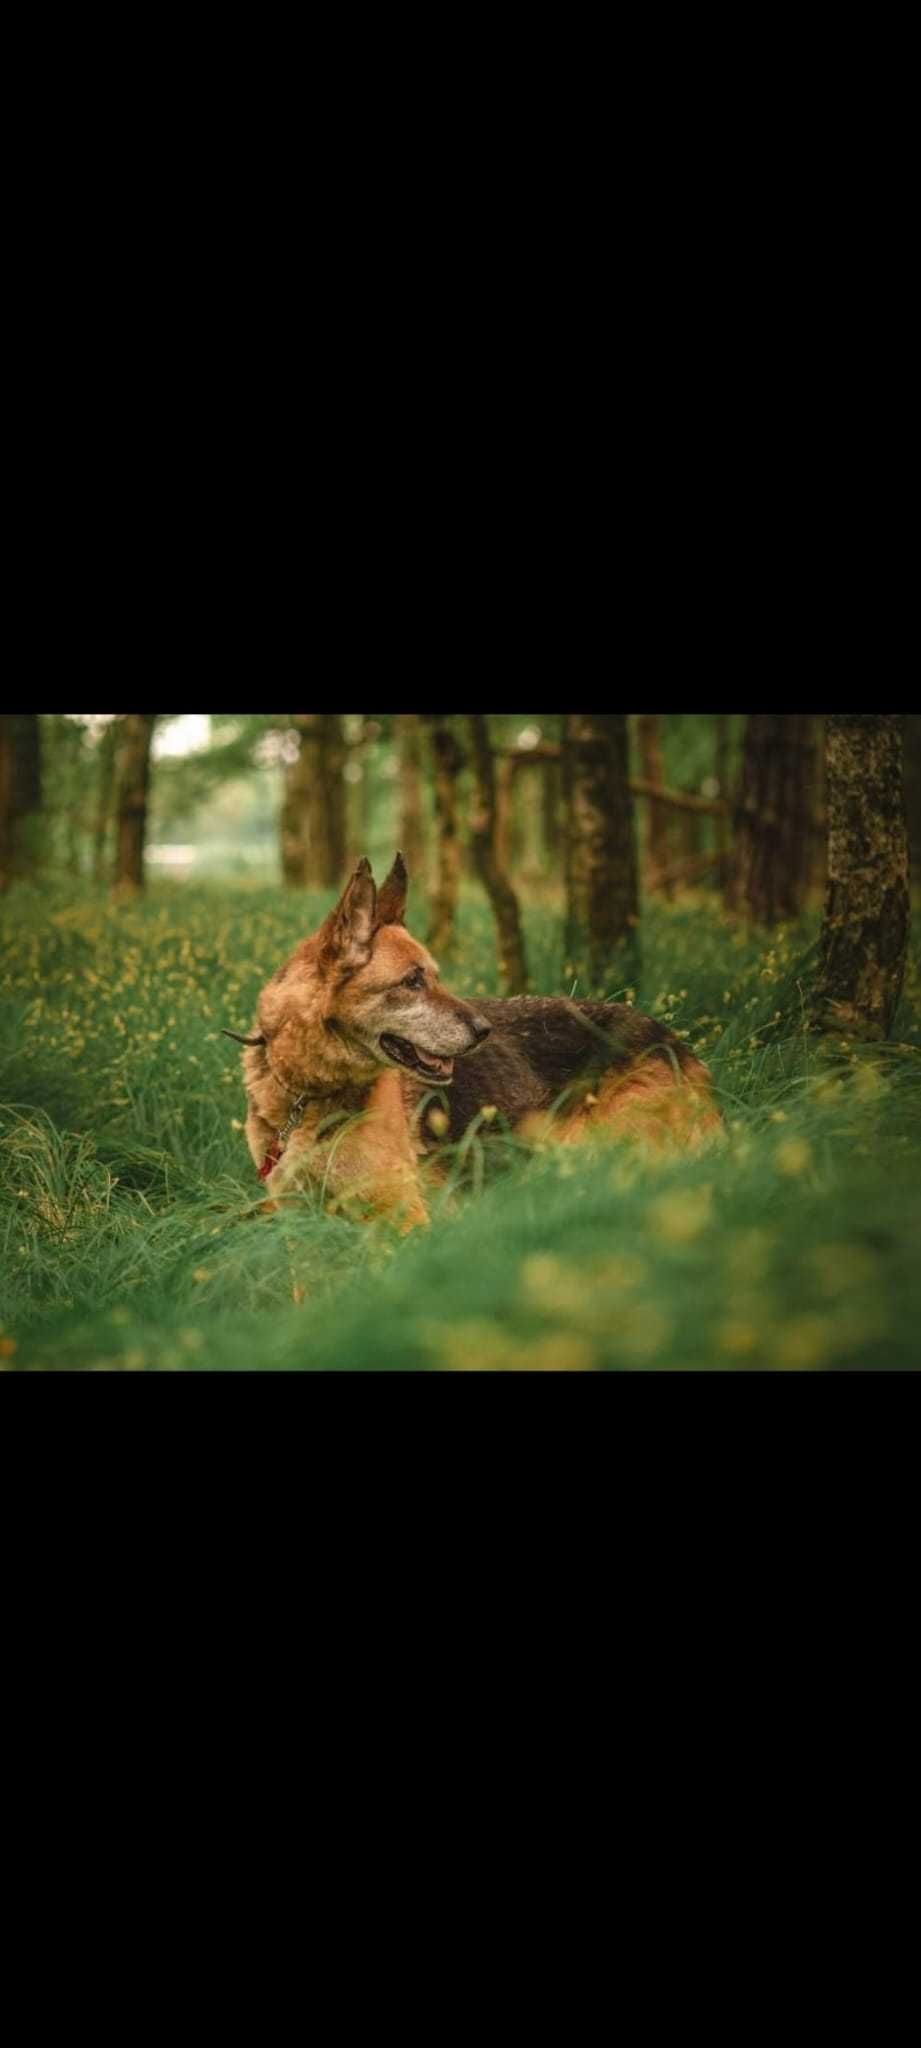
xmin=4 ymin=712 xmax=918 ymax=964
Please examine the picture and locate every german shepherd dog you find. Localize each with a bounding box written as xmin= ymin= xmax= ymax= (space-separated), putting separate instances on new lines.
xmin=234 ymin=854 xmax=722 ymax=1230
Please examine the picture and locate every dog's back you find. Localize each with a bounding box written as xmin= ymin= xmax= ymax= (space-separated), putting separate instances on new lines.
xmin=409 ymin=997 xmax=721 ymax=1151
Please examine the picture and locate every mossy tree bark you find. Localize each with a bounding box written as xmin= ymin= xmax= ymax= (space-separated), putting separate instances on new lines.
xmin=563 ymin=713 xmax=639 ymax=993
xmin=425 ymin=719 xmax=464 ymax=956
xmin=280 ymin=715 xmax=346 ymax=888
xmin=0 ymin=714 xmax=43 ymax=888
xmin=468 ymin=715 xmax=528 ymax=994
xmin=903 ymin=713 xmax=921 ymax=889
xmin=808 ymin=722 xmax=828 ymax=901
xmin=810 ymin=714 xmax=910 ymax=1041
xmin=113 ymin=714 xmax=157 ymax=892
xmin=725 ymin=714 xmax=817 ymax=924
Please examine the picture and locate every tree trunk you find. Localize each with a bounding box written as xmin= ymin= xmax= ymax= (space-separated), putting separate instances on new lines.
xmin=93 ymin=718 xmax=118 ymax=882
xmin=715 ymin=714 xmax=731 ymax=891
xmin=810 ymin=715 xmax=910 ymax=1041
xmin=0 ymin=714 xmax=43 ymax=888
xmin=635 ymin=714 xmax=670 ymax=890
xmin=0 ymin=719 xmax=12 ymax=890
xmin=563 ymin=713 xmax=639 ymax=993
xmin=725 ymin=714 xmax=816 ymax=924
xmin=426 ymin=720 xmax=464 ymax=955
xmin=468 ymin=716 xmax=528 ymax=994
xmin=113 ymin=715 xmax=157 ymax=891
xmin=280 ymin=717 xmax=313 ymax=885
xmin=808 ymin=721 xmax=828 ymax=902
xmin=395 ymin=714 xmax=426 ymax=883
xmin=900 ymin=713 xmax=921 ymax=891
xmin=280 ymin=715 xmax=346 ymax=888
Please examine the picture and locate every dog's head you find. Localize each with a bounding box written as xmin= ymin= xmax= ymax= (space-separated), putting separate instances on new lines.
xmin=262 ymin=854 xmax=491 ymax=1088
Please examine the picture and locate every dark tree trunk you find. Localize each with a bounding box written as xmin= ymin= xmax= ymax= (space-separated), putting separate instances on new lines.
xmin=635 ymin=714 xmax=670 ymax=890
xmin=426 ymin=720 xmax=464 ymax=955
xmin=280 ymin=717 xmax=312 ymax=885
xmin=395 ymin=714 xmax=426 ymax=883
xmin=0 ymin=714 xmax=43 ymax=888
xmin=113 ymin=714 xmax=157 ymax=892
xmin=901 ymin=713 xmax=921 ymax=890
xmin=468 ymin=716 xmax=528 ymax=994
xmin=715 ymin=714 xmax=731 ymax=891
xmin=280 ymin=715 xmax=346 ymax=888
xmin=810 ymin=714 xmax=910 ymax=1041
xmin=0 ymin=719 xmax=12 ymax=890
xmin=563 ymin=713 xmax=639 ymax=993
xmin=725 ymin=714 xmax=816 ymax=924
xmin=93 ymin=718 xmax=118 ymax=882
xmin=808 ymin=721 xmax=828 ymax=902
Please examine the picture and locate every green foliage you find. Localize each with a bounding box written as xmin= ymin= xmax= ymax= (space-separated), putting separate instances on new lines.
xmin=149 ymin=714 xmax=281 ymax=829
xmin=1 ymin=878 xmax=919 ymax=1370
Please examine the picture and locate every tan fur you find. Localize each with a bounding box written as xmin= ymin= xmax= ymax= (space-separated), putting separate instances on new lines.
xmin=250 ymin=1069 xmax=426 ymax=1230
xmin=239 ymin=855 xmax=722 ymax=1230
xmin=517 ymin=1055 xmax=723 ymax=1152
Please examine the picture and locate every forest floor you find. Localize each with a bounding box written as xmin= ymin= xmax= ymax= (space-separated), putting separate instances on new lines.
xmin=2 ymin=880 xmax=920 ymax=1371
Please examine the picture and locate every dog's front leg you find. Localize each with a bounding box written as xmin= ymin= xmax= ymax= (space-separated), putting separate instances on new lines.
xmin=325 ymin=1156 xmax=430 ymax=1234
xmin=323 ymin=1074 xmax=430 ymax=1233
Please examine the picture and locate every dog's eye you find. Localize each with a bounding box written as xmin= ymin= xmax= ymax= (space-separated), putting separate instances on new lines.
xmin=401 ymin=967 xmax=425 ymax=990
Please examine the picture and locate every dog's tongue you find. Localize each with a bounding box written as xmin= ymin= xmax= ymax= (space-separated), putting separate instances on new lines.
xmin=382 ymin=1033 xmax=453 ymax=1079
xmin=416 ymin=1049 xmax=452 ymax=1077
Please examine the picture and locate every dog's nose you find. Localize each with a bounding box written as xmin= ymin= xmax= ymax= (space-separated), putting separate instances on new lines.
xmin=471 ymin=1016 xmax=491 ymax=1045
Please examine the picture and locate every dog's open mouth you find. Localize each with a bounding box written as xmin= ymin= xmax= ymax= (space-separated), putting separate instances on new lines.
xmin=379 ymin=1033 xmax=455 ymax=1082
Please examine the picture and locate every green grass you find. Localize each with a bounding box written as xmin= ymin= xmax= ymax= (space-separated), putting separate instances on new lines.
xmin=2 ymin=878 xmax=920 ymax=1370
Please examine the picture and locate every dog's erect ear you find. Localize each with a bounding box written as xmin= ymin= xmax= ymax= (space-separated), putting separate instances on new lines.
xmin=375 ymin=851 xmax=408 ymax=928
xmin=320 ymin=857 xmax=377 ymax=970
